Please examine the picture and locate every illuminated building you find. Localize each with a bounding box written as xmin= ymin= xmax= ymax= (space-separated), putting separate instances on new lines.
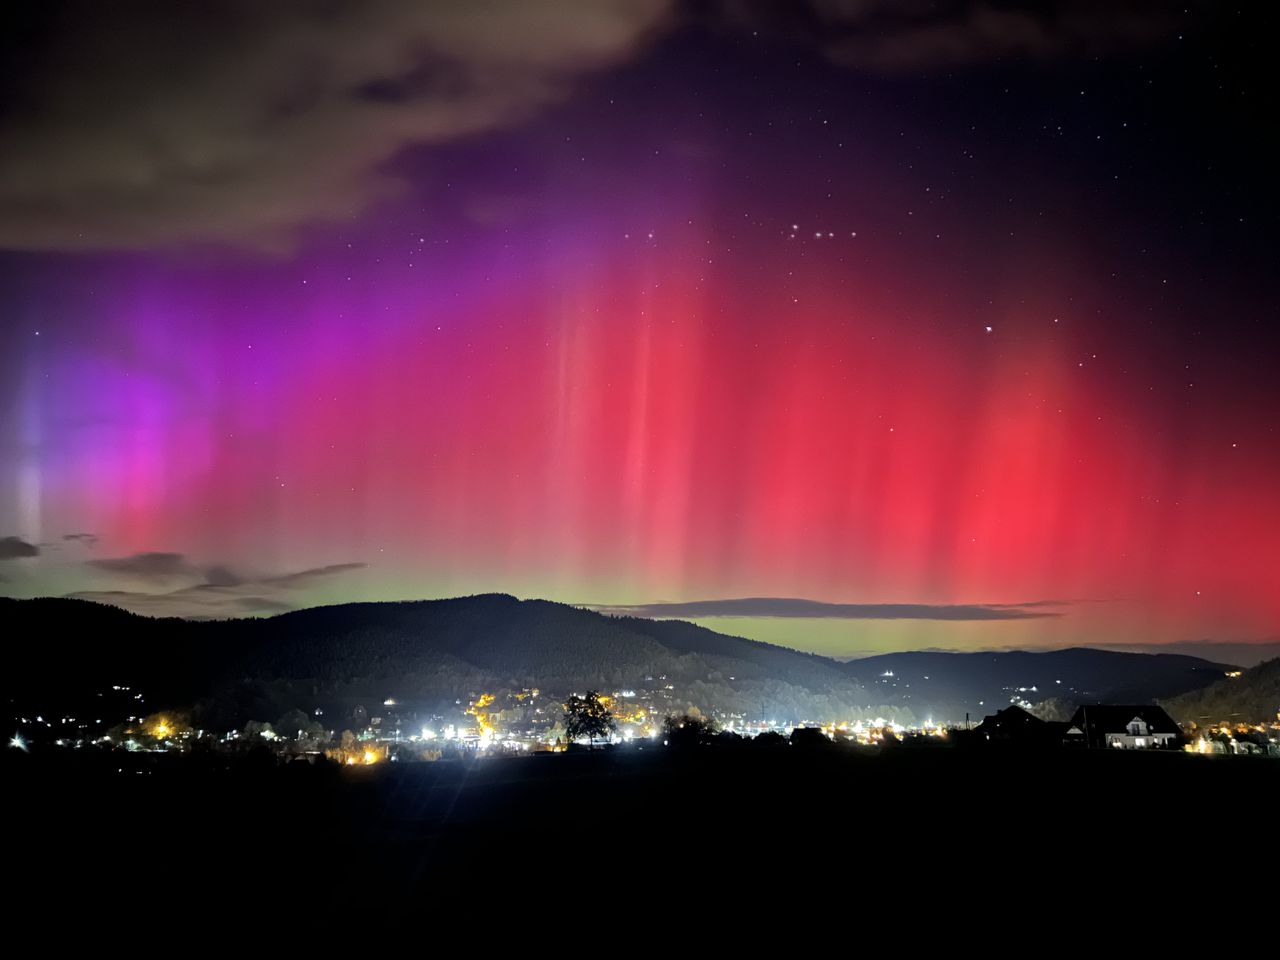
xmin=1065 ymin=706 xmax=1182 ymax=750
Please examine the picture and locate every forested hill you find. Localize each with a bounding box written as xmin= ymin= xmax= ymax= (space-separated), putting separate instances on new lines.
xmin=1 ymin=594 xmax=897 ymax=724
xmin=1163 ymin=657 xmax=1280 ymax=725
xmin=842 ymin=648 xmax=1235 ymax=723
xmin=3 ymin=595 xmax=1239 ymax=727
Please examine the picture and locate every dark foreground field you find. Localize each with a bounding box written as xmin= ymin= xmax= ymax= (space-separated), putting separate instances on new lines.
xmin=8 ymin=745 xmax=1274 ymax=904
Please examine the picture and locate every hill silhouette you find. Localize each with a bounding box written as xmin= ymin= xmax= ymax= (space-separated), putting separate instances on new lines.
xmin=1 ymin=594 xmax=901 ymax=726
xmin=843 ymin=648 xmax=1235 ymax=723
xmin=1163 ymin=657 xmax=1280 ymax=725
xmin=2 ymin=595 xmax=1237 ymax=727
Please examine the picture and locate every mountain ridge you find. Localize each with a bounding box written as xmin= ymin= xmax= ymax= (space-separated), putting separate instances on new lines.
xmin=2 ymin=594 xmax=1237 ymax=726
xmin=843 ymin=647 xmax=1235 ymax=722
xmin=1163 ymin=657 xmax=1280 ymax=724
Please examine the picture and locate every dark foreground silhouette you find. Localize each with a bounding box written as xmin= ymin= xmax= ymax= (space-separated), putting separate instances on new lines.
xmin=9 ymin=744 xmax=1274 ymax=903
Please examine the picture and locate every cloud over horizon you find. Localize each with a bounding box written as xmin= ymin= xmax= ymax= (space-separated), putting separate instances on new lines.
xmin=0 ymin=536 xmax=40 ymax=560
xmin=71 ymin=553 xmax=369 ymax=618
xmin=591 ymin=597 xmax=1067 ymax=621
xmin=85 ymin=551 xmax=195 ymax=582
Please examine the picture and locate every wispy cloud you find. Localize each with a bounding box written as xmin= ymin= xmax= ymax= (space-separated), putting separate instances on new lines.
xmin=260 ymin=563 xmax=369 ymax=589
xmin=0 ymin=0 xmax=672 ymax=252
xmin=71 ymin=558 xmax=368 ymax=618
xmin=0 ymin=536 xmax=40 ymax=560
xmin=591 ymin=597 xmax=1067 ymax=621
xmin=86 ymin=551 xmax=194 ymax=581
xmin=719 ymin=1 xmax=1177 ymax=72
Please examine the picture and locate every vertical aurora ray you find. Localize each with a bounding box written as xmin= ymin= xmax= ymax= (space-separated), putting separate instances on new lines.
xmin=1 ymin=23 xmax=1277 ymax=655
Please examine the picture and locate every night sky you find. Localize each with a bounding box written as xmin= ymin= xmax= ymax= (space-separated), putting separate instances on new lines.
xmin=1 ymin=2 xmax=1277 ymax=656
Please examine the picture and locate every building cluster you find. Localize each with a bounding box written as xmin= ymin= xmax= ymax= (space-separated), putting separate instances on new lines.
xmin=11 ymin=678 xmax=1279 ymax=762
xmin=966 ymin=703 xmax=1182 ymax=748
xmin=964 ymin=702 xmax=1280 ymax=756
xmin=1185 ymin=721 xmax=1280 ymax=756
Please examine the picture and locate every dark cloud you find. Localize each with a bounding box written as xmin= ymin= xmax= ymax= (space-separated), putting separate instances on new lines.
xmin=0 ymin=0 xmax=672 ymax=252
xmin=86 ymin=551 xmax=194 ymax=581
xmin=68 ymin=559 xmax=367 ymax=618
xmin=65 ymin=586 xmax=271 ymax=619
xmin=0 ymin=536 xmax=40 ymax=559
xmin=235 ymin=597 xmax=295 ymax=614
xmin=592 ymin=597 xmax=1066 ymax=620
xmin=261 ymin=563 xmax=369 ymax=589
xmin=0 ymin=1 xmax=1179 ymax=253
xmin=716 ymin=1 xmax=1178 ymax=71
xmin=62 ymin=532 xmax=100 ymax=547
xmin=203 ymin=565 xmax=244 ymax=588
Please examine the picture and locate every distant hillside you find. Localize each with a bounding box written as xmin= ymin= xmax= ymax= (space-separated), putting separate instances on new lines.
xmin=843 ymin=648 xmax=1235 ymax=723
xmin=1162 ymin=658 xmax=1280 ymax=725
xmin=3 ymin=595 xmax=1239 ymax=728
xmin=0 ymin=594 xmax=901 ymax=726
xmin=1095 ymin=641 xmax=1280 ymax=668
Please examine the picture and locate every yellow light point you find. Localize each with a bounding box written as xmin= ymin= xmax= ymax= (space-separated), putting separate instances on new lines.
xmin=153 ymin=720 xmax=170 ymax=738
xmin=466 ymin=693 xmax=498 ymax=740
xmin=362 ymin=748 xmax=379 ymax=765
xmin=613 ymin=706 xmax=649 ymax=724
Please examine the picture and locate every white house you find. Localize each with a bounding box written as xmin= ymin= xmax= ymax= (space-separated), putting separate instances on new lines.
xmin=1065 ymin=705 xmax=1182 ymax=749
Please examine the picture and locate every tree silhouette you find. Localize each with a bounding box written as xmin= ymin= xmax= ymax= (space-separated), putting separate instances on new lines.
xmin=563 ymin=691 xmax=615 ymax=744
xmin=662 ymin=712 xmax=717 ymax=748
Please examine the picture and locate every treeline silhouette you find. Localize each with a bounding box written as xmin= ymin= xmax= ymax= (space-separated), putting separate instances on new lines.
xmin=2 ymin=594 xmax=906 ymax=727
xmin=841 ymin=647 xmax=1236 ymax=721
xmin=1163 ymin=657 xmax=1280 ymax=724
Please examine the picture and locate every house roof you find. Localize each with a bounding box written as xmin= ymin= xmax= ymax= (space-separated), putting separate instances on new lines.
xmin=1066 ymin=704 xmax=1181 ymax=735
xmin=974 ymin=705 xmax=1048 ymax=737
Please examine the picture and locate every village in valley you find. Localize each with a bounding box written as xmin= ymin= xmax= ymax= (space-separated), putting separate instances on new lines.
xmin=12 ymin=674 xmax=1278 ymax=766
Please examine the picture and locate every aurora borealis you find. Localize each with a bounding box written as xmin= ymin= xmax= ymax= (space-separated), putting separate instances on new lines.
xmin=1 ymin=2 xmax=1277 ymax=657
